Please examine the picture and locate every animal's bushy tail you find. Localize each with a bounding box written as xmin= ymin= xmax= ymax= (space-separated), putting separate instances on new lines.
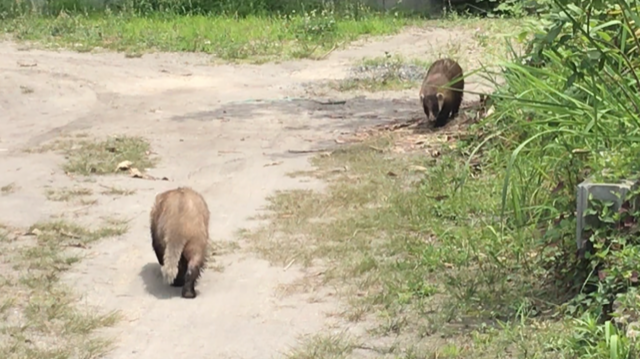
xmin=161 ymin=235 xmax=186 ymax=284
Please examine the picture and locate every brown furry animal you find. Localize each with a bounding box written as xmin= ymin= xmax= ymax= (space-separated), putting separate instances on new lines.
xmin=419 ymin=58 xmax=465 ymax=128
xmin=150 ymin=187 xmax=210 ymax=299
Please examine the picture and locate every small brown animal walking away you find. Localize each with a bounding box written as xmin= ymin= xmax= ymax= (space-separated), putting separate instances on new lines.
xmin=419 ymin=58 xmax=465 ymax=128
xmin=150 ymin=187 xmax=211 ymax=299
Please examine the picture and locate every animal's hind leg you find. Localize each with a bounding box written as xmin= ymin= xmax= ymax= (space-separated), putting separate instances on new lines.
xmin=181 ymin=243 xmax=204 ymax=299
xmin=182 ymin=259 xmax=202 ymax=299
xmin=171 ymin=255 xmax=188 ymax=287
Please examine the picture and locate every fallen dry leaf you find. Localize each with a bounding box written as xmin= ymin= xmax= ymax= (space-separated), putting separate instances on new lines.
xmin=27 ymin=228 xmax=42 ymax=236
xmin=116 ymin=160 xmax=133 ymax=171
xmin=264 ymin=161 xmax=283 ymax=167
xmin=408 ymin=165 xmax=428 ymax=173
xmin=387 ymin=171 xmax=398 ymax=177
xmin=129 ymin=168 xmax=143 ymax=178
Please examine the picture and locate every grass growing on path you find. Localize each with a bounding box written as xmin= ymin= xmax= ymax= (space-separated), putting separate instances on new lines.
xmin=2 ymin=12 xmax=416 ymax=62
xmin=241 ymin=131 xmax=601 ymax=358
xmin=0 ymin=219 xmax=127 ymax=358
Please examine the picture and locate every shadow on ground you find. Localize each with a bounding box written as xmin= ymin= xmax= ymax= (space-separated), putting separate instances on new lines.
xmin=170 ymin=96 xmax=486 ymax=138
xmin=170 ymin=97 xmax=424 ymax=130
xmin=140 ymin=262 xmax=184 ymax=300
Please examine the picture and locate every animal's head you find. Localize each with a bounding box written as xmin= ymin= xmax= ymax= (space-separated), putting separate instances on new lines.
xmin=422 ymin=93 xmax=442 ymax=121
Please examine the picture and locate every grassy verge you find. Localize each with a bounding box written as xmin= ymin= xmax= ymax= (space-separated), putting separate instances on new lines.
xmin=2 ymin=11 xmax=417 ymax=62
xmin=244 ymin=133 xmax=574 ymax=357
xmin=0 ymin=219 xmax=127 ymax=358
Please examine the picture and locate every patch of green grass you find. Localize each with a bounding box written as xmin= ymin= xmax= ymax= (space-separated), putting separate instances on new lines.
xmin=2 ymin=12 xmax=417 ymax=63
xmin=0 ymin=219 xmax=127 ymax=358
xmin=42 ymin=135 xmax=157 ymax=176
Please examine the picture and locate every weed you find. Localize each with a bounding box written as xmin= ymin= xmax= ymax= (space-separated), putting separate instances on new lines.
xmin=100 ymin=185 xmax=136 ymax=196
xmin=0 ymin=183 xmax=17 ymax=195
xmin=19 ymin=85 xmax=33 ymax=94
xmin=286 ymin=333 xmax=358 ymax=359
xmin=45 ymin=186 xmax=93 ymax=202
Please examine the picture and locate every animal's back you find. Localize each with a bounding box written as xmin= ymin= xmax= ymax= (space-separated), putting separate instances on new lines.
xmin=421 ymin=58 xmax=464 ymax=95
xmin=153 ymin=187 xmax=210 ymax=241
xmin=150 ymin=187 xmax=211 ymax=295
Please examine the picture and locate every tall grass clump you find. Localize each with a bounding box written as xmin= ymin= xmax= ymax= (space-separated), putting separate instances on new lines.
xmin=449 ymin=0 xmax=640 ymax=355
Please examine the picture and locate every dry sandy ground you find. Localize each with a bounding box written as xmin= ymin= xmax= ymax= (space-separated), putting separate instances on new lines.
xmin=0 ymin=26 xmax=490 ymax=358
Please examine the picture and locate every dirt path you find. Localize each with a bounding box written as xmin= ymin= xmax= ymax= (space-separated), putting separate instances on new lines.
xmin=0 ymin=26 xmax=486 ymax=358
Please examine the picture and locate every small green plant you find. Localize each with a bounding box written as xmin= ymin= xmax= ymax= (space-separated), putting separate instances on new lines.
xmin=45 ymin=186 xmax=93 ymax=202
xmin=563 ymin=313 xmax=634 ymax=359
xmin=564 ymin=191 xmax=640 ymax=320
